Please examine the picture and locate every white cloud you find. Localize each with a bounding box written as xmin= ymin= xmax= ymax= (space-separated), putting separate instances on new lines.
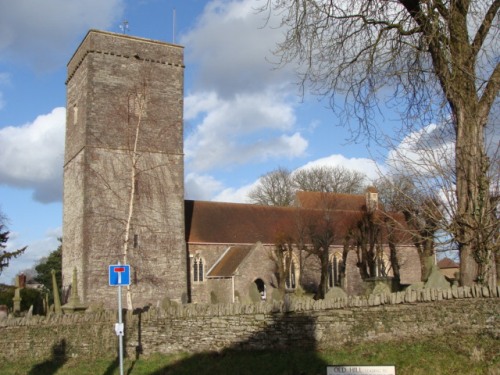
xmin=185 ymin=91 xmax=306 ymax=172
xmin=213 ymin=183 xmax=256 ymax=204
xmin=186 ymin=91 xmax=295 ymax=135
xmin=181 ymin=0 xmax=293 ymax=98
xmin=0 ymin=0 xmax=124 ymax=70
xmin=386 ymin=123 xmax=455 ymax=177
xmin=185 ymin=173 xmax=225 ymax=201
xmin=298 ymin=154 xmax=384 ymax=181
xmin=0 ymin=107 xmax=65 ymax=203
xmin=182 ymin=1 xmax=312 ymax=178
xmin=185 ymin=171 xmax=255 ymax=204
xmin=184 ymin=91 xmax=219 ymax=121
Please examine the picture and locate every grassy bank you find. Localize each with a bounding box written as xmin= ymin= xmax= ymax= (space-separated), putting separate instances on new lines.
xmin=1 ymin=332 xmax=498 ymax=374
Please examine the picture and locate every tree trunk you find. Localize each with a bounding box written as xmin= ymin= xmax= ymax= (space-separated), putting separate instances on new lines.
xmin=387 ymin=230 xmax=401 ymax=284
xmin=455 ymin=108 xmax=492 ymax=286
xmin=495 ymin=250 xmax=500 ymax=287
xmin=419 ymin=236 xmax=435 ymax=282
xmin=121 ymin=91 xmax=145 ymax=311
xmin=315 ymin=248 xmax=330 ymax=300
xmin=421 ymin=255 xmax=435 ymax=283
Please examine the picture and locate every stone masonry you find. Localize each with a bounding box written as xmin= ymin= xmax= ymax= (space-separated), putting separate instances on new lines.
xmin=63 ymin=30 xmax=187 ymax=308
xmin=0 ymin=286 xmax=498 ymax=361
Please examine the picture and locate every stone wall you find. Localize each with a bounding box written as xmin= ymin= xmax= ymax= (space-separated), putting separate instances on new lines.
xmin=0 ymin=286 xmax=497 ymax=361
xmin=191 ymin=241 xmax=422 ymax=304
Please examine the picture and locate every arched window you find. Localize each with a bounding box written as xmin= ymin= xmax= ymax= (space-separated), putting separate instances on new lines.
xmin=375 ymin=252 xmax=390 ymax=277
xmin=284 ymin=254 xmax=298 ymax=290
xmin=193 ymin=256 xmax=204 ymax=283
xmin=328 ymin=252 xmax=343 ymax=288
xmin=254 ymin=278 xmax=266 ymax=300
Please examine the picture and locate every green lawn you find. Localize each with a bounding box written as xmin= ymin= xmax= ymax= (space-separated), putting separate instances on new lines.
xmin=1 ymin=332 xmax=498 ymax=375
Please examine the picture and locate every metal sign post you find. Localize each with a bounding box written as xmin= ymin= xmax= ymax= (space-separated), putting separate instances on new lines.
xmin=109 ymin=263 xmax=130 ymax=375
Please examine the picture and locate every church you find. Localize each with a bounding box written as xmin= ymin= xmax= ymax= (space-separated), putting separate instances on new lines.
xmin=62 ymin=30 xmax=421 ymax=309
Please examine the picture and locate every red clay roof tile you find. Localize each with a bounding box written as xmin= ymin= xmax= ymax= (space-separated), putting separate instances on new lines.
xmin=437 ymin=257 xmax=459 ymax=269
xmin=295 ymin=191 xmax=367 ymax=211
xmin=185 ymin=191 xmax=412 ymax=246
xmin=207 ymin=245 xmax=253 ymax=277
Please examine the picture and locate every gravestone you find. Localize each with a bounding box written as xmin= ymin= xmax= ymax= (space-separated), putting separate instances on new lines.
xmin=62 ymin=267 xmax=87 ymax=314
xmin=424 ymin=264 xmax=451 ymax=290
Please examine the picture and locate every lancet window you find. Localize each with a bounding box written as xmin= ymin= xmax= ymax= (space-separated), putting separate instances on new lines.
xmin=193 ymin=256 xmax=204 ymax=283
xmin=284 ymin=253 xmax=298 ymax=290
xmin=328 ymin=251 xmax=343 ymax=288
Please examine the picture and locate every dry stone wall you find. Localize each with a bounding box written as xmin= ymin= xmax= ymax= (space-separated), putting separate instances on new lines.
xmin=0 ymin=286 xmax=498 ymax=361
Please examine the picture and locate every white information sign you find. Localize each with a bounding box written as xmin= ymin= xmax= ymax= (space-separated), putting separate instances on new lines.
xmin=327 ymin=366 xmax=395 ymax=375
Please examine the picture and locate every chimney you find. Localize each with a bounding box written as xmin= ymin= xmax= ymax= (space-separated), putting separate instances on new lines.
xmin=365 ymin=186 xmax=378 ymax=213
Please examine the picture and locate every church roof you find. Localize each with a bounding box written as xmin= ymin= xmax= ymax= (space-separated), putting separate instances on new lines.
xmin=184 ymin=192 xmax=412 ymax=246
xmin=185 ymin=200 xmax=298 ymax=244
xmin=295 ymin=190 xmax=367 ymax=211
xmin=437 ymin=257 xmax=459 ymax=269
xmin=207 ymin=245 xmax=253 ymax=277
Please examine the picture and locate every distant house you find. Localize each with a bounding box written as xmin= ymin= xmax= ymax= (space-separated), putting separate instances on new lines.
xmin=438 ymin=257 xmax=460 ymax=281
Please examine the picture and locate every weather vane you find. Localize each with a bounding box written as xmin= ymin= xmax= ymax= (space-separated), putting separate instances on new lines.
xmin=119 ymin=21 xmax=129 ymax=34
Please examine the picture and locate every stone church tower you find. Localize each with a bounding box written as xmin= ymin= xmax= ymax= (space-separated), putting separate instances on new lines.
xmin=62 ymin=30 xmax=187 ymax=308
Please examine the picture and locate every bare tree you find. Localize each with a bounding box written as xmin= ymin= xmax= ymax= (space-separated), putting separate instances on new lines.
xmin=249 ymin=165 xmax=367 ymax=205
xmin=375 ymin=174 xmax=444 ymax=281
xmin=293 ymin=193 xmax=354 ymax=299
xmin=293 ymin=165 xmax=366 ymax=194
xmin=122 ymin=78 xmax=149 ymax=310
xmin=341 ymin=204 xmax=406 ymax=285
xmin=350 ymin=212 xmax=384 ymax=280
xmin=300 ymin=210 xmax=336 ymax=299
xmin=270 ymin=233 xmax=295 ymax=291
xmin=249 ymin=167 xmax=295 ymax=206
xmin=262 ymin=0 xmax=500 ymax=286
xmin=379 ymin=116 xmax=498 ymax=284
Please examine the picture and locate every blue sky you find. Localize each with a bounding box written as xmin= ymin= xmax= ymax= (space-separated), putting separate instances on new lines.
xmin=0 ymin=0 xmax=448 ymax=283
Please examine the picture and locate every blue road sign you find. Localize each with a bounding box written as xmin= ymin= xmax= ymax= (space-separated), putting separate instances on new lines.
xmin=109 ymin=264 xmax=131 ymax=286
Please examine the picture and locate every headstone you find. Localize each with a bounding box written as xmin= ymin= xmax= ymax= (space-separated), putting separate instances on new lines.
xmin=62 ymin=267 xmax=87 ymax=314
xmin=51 ymin=269 xmax=62 ymax=314
xmin=44 ymin=294 xmax=49 ymax=316
xmin=422 ymin=255 xmax=435 ymax=281
xmin=424 ymin=264 xmax=450 ymax=290
xmin=12 ymin=287 xmax=21 ymax=313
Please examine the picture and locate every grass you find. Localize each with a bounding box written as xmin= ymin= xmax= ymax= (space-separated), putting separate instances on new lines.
xmin=0 ymin=332 xmax=498 ymax=375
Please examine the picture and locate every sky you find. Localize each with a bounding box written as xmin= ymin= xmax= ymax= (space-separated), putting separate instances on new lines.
xmin=1 ymin=0 xmax=495 ymax=284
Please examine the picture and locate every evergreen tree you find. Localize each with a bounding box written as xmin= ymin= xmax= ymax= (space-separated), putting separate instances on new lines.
xmin=0 ymin=224 xmax=27 ymax=277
